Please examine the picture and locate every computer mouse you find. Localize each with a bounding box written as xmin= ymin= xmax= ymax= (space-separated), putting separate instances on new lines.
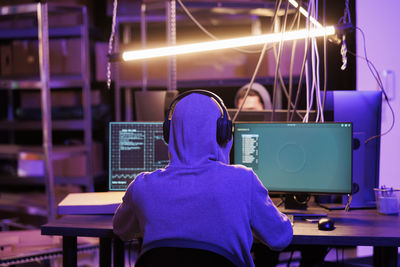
xmin=318 ymin=218 xmax=335 ymax=231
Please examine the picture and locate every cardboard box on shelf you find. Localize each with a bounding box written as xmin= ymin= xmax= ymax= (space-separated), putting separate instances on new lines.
xmin=18 ymin=152 xmax=46 ymax=177
xmin=63 ymin=38 xmax=82 ymax=75
xmin=19 ymin=89 xmax=99 ymax=109
xmin=2 ymin=38 xmax=82 ymax=78
xmin=61 ymin=142 xmax=103 ymax=177
xmin=48 ymin=38 xmax=82 ymax=75
xmin=0 ymin=45 xmax=12 ymax=76
xmin=12 ymin=40 xmax=39 ymax=76
xmin=20 ymin=91 xmax=81 ymax=108
xmin=49 ymin=39 xmax=67 ymax=75
xmin=17 ymin=142 xmax=103 ymax=178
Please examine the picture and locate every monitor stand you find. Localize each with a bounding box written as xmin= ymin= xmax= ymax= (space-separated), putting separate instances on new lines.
xmin=279 ymin=194 xmax=327 ymax=219
xmin=284 ymin=194 xmax=309 ymax=210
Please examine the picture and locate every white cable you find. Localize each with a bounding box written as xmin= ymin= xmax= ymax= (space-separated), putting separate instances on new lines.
xmin=303 ymin=0 xmax=313 ymax=123
xmin=107 ymin=0 xmax=118 ymax=89
xmin=312 ymin=32 xmax=322 ymax=122
xmin=310 ymin=1 xmax=317 ymax=122
xmin=339 ymin=0 xmax=350 ymax=71
xmin=233 ymin=40 xmax=271 ymax=122
xmin=314 ymin=0 xmax=323 ymax=122
xmin=304 ymin=0 xmax=323 ymax=123
xmin=340 ymin=34 xmax=348 ymax=70
xmin=311 ymin=1 xmax=320 ymax=122
xmin=304 ymin=60 xmax=310 ymax=123
xmin=176 ymin=0 xmax=261 ymax=54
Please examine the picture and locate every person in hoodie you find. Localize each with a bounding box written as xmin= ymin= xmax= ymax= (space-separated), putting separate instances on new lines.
xmin=113 ymin=90 xmax=293 ymax=267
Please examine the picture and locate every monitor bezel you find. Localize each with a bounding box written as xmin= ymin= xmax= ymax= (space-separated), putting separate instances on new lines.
xmin=232 ymin=121 xmax=353 ymax=195
xmin=227 ymin=108 xmax=317 ymax=122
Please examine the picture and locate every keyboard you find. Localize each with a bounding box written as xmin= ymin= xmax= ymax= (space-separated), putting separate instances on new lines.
xmin=280 ymin=207 xmax=327 ymax=219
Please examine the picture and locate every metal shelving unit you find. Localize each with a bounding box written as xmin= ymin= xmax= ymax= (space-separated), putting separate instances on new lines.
xmin=112 ymin=0 xmax=299 ymax=121
xmin=0 ymin=3 xmax=92 ymax=221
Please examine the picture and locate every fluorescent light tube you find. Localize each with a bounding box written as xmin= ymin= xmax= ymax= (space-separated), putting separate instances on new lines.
xmin=288 ymin=0 xmax=322 ymax=28
xmin=122 ymin=26 xmax=335 ymax=61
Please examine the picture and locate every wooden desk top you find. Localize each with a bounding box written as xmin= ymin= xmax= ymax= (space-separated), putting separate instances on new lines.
xmin=292 ymin=209 xmax=400 ymax=246
xmin=42 ymin=215 xmax=114 ymax=238
xmin=42 ymin=209 xmax=400 ymax=247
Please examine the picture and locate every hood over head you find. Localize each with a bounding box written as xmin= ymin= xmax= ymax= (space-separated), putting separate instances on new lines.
xmin=168 ymin=92 xmax=232 ymax=167
xmin=235 ymin=82 xmax=272 ymax=109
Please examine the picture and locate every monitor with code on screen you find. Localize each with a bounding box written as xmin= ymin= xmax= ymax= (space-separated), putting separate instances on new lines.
xmin=109 ymin=122 xmax=169 ymax=191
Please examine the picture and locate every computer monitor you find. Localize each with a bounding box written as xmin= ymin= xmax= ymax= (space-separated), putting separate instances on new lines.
xmin=233 ymin=122 xmax=353 ymax=195
xmin=109 ymin=122 xmax=169 ymax=191
xmin=227 ymin=109 xmax=316 ymax=122
xmin=135 ymin=90 xmax=179 ymax=121
xmin=323 ymin=90 xmax=382 ymax=208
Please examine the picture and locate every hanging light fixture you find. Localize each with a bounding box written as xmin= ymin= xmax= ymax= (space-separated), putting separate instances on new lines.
xmin=121 ymin=26 xmax=334 ymax=61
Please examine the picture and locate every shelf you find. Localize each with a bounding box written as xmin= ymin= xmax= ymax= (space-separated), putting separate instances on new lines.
xmin=0 ymin=174 xmax=93 ymax=187
xmin=0 ymin=26 xmax=85 ymax=40
xmin=0 ymin=120 xmax=86 ymax=131
xmin=0 ymin=144 xmax=89 ymax=160
xmin=0 ymin=2 xmax=93 ymax=221
xmin=0 ymin=3 xmax=85 ymax=16
xmin=0 ymin=75 xmax=86 ymax=89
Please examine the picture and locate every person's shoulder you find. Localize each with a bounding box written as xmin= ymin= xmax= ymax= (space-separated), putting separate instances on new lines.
xmin=226 ymin=163 xmax=255 ymax=172
xmin=218 ymin=163 xmax=257 ymax=180
xmin=129 ymin=168 xmax=167 ymax=186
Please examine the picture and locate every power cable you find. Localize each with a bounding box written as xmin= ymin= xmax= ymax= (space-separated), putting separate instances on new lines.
xmin=347 ymin=28 xmax=395 ymax=143
xmin=107 ymin=0 xmax=118 ymax=89
xmin=271 ymin=0 xmax=290 ymax=120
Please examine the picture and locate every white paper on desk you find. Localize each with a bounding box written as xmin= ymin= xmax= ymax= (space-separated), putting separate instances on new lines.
xmin=58 ymin=192 xmax=124 ymax=215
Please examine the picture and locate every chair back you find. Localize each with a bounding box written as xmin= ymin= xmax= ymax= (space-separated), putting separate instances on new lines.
xmin=135 ymin=246 xmax=238 ymax=267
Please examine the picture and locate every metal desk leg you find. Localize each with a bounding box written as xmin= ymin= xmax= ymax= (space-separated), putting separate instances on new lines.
xmin=63 ymin=236 xmax=77 ymax=267
xmin=100 ymin=237 xmax=112 ymax=267
xmin=373 ymin=246 xmax=398 ymax=267
xmin=114 ymin=237 xmax=125 ymax=267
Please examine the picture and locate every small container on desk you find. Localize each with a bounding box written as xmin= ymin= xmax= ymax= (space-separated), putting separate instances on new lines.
xmin=374 ymin=187 xmax=400 ymax=215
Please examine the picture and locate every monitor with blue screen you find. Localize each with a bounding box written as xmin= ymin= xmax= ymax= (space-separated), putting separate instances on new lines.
xmin=109 ymin=122 xmax=169 ymax=191
xmin=233 ymin=122 xmax=353 ymax=194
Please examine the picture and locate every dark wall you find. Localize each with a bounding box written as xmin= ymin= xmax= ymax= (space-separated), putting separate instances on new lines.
xmin=322 ymin=0 xmax=357 ymax=91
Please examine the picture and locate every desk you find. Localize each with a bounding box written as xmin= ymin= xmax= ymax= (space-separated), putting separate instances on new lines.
xmin=41 ymin=209 xmax=400 ymax=267
xmin=41 ymin=215 xmax=124 ymax=267
xmin=292 ymin=209 xmax=400 ymax=267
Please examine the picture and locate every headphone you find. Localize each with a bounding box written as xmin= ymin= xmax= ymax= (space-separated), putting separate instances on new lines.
xmin=163 ymin=90 xmax=233 ymax=146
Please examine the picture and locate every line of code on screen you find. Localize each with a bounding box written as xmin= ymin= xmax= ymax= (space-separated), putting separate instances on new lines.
xmin=109 ymin=122 xmax=169 ymax=190
xmin=234 ymin=122 xmax=352 ymax=194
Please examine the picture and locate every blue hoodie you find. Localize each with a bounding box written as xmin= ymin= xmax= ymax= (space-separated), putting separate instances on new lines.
xmin=113 ymin=93 xmax=293 ymax=267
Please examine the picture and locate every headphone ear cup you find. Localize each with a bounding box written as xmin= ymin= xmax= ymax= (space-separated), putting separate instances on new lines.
xmin=163 ymin=119 xmax=170 ymax=144
xmin=217 ymin=117 xmax=233 ymax=146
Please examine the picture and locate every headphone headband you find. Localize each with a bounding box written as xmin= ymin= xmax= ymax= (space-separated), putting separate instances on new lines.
xmin=166 ymin=89 xmax=227 ymax=120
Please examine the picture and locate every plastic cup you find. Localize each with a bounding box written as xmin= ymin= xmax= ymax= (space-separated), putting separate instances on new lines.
xmin=374 ymin=188 xmax=400 ymax=215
